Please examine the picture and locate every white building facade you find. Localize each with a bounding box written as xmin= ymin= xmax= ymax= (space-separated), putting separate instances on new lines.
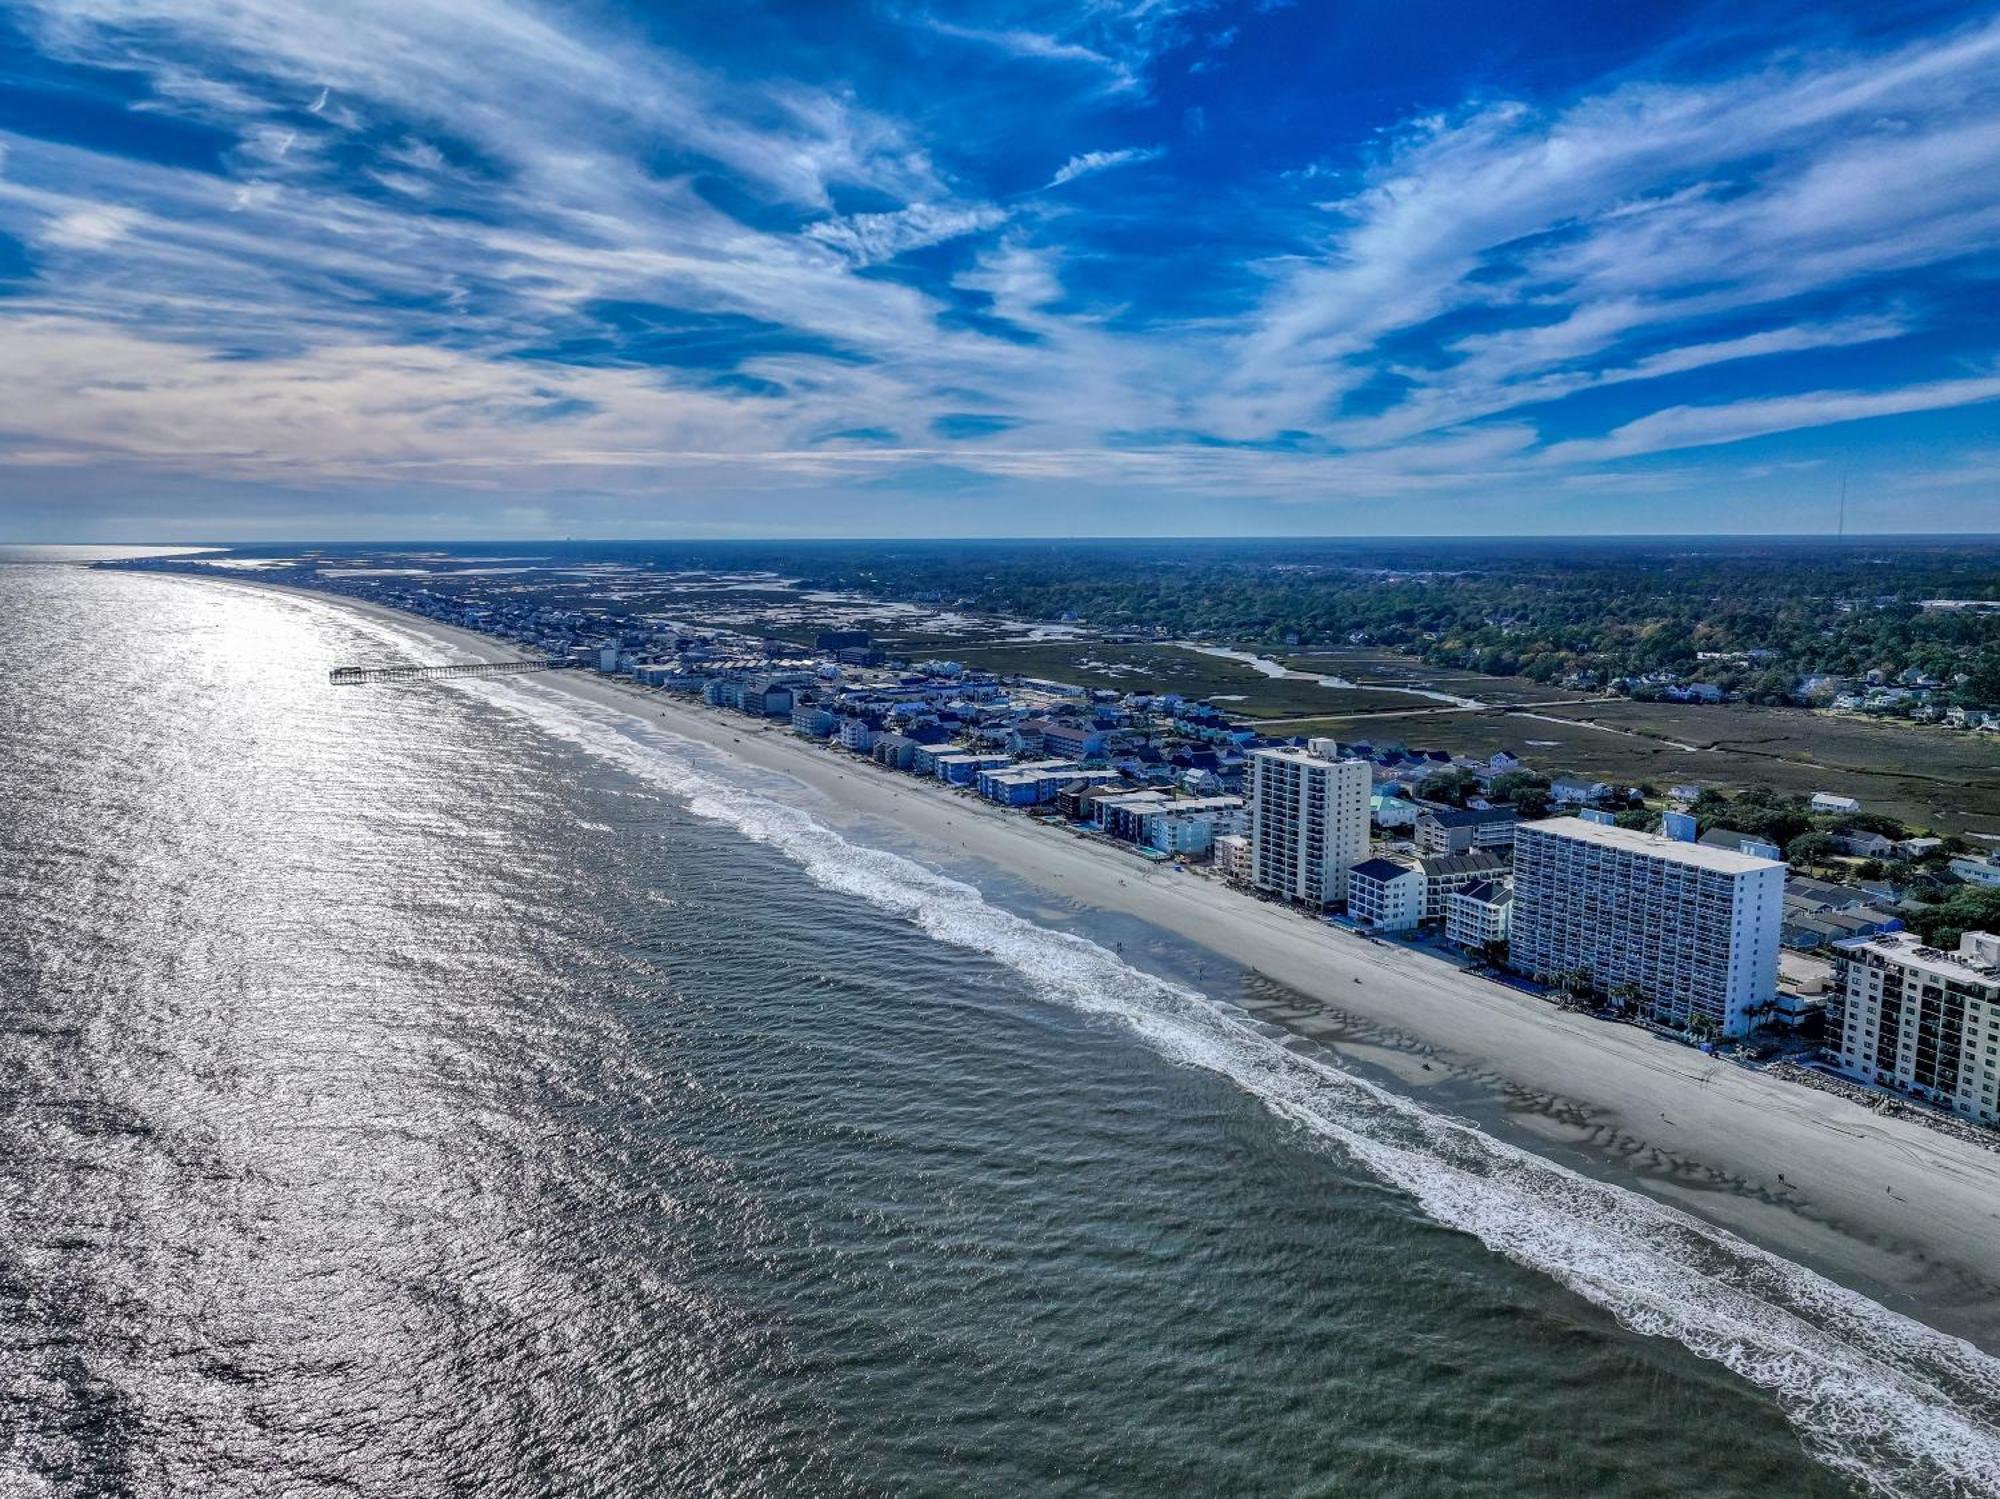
xmin=1418 ymin=851 xmax=1509 ymax=923
xmin=1510 ymin=818 xmax=1784 ymax=1036
xmin=1445 ymin=881 xmax=1512 ymax=952
xmin=1347 ymin=858 xmax=1423 ymax=931
xmin=1247 ymin=740 xmax=1372 ymax=908
xmin=1831 ymin=931 xmax=2000 ymax=1125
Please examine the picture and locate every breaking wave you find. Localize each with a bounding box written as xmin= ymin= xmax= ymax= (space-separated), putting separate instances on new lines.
xmin=309 ymin=599 xmax=2000 ymax=1497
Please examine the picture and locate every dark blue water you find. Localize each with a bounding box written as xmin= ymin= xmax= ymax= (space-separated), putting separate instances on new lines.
xmin=4 ymin=561 xmax=1994 ymax=1497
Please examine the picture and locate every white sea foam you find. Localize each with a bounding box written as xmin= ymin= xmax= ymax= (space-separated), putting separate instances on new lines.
xmin=315 ymin=602 xmax=2000 ymax=1497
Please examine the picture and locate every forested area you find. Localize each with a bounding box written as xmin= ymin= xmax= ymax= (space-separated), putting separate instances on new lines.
xmin=675 ymin=537 xmax=2000 ymax=706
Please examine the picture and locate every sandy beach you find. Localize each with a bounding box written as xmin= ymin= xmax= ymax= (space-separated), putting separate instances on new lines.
xmin=287 ymin=582 xmax=2000 ymax=1350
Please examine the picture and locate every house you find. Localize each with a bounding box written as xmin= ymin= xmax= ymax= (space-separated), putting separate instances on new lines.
xmin=1445 ymin=880 xmax=1513 ymax=952
xmin=1894 ymin=837 xmax=1943 ymax=860
xmin=837 ymin=717 xmax=878 ymax=753
xmin=1785 ymin=876 xmax=1880 ymax=912
xmin=1414 ymin=804 xmax=1517 ymax=857
xmin=1347 ymin=857 xmax=1424 ymax=932
xmin=1829 ymin=828 xmax=1895 ymax=859
xmin=1371 ymin=793 xmax=1419 ymax=829
xmin=1810 ymin=791 xmax=1862 ymax=814
xmin=1550 ymin=778 xmax=1611 ymax=807
xmin=1949 ymin=854 xmax=2000 ymax=889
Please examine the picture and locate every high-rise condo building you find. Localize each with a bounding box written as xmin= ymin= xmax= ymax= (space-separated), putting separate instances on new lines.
xmin=1247 ymin=739 xmax=1371 ymax=907
xmin=1510 ymin=818 xmax=1783 ymax=1036
xmin=1831 ymin=931 xmax=2000 ymax=1126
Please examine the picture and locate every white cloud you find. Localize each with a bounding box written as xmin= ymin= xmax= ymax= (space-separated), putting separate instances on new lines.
xmin=802 ymin=203 xmax=1007 ymax=266
xmin=40 ymin=207 xmax=137 ymax=249
xmin=1545 ymin=374 xmax=2000 ymax=464
xmin=1048 ymin=147 xmax=1161 ymax=186
xmin=1 ymin=0 xmax=1998 ymax=523
xmin=1213 ymin=16 xmax=2000 ymax=443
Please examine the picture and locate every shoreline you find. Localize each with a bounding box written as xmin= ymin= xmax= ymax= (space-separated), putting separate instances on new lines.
xmin=242 ymin=575 xmax=2000 ymax=1349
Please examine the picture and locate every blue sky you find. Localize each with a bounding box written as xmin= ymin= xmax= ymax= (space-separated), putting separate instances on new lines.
xmin=0 ymin=0 xmax=1996 ymax=539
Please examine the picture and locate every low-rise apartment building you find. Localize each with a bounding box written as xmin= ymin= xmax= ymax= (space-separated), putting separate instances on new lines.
xmin=1418 ymin=850 xmax=1509 ymax=923
xmin=1445 ymin=880 xmax=1513 ymax=952
xmin=1134 ymin=797 xmax=1245 ymax=857
xmin=1347 ymin=857 xmax=1424 ymax=932
xmin=1414 ymin=805 xmax=1517 ymax=857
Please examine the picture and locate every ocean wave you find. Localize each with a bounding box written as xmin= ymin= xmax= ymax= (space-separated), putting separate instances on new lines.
xmin=339 ymin=620 xmax=2000 ymax=1498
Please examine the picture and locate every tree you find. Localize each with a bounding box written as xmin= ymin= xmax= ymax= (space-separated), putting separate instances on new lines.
xmin=1786 ymin=831 xmax=1837 ymax=867
xmin=1490 ymin=769 xmax=1551 ymax=802
xmin=1907 ymin=888 xmax=2000 ymax=948
xmin=1418 ymin=766 xmax=1482 ymax=807
xmin=1557 ymin=967 xmax=1595 ymax=1005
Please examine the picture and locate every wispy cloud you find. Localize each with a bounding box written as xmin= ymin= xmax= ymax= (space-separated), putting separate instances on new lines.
xmin=802 ymin=203 xmax=1008 ymax=266
xmin=1545 ymin=373 xmax=2000 ymax=465
xmin=1213 ymin=16 xmax=2000 ymax=446
xmin=1048 ymin=147 xmax=1161 ymax=186
xmin=0 ymin=0 xmax=1998 ymax=534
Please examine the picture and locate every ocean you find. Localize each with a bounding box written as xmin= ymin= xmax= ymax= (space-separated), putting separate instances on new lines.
xmin=3 ymin=558 xmax=1997 ymax=1498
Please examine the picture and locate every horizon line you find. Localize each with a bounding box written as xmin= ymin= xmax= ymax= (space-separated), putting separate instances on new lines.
xmin=20 ymin=530 xmax=2000 ymax=549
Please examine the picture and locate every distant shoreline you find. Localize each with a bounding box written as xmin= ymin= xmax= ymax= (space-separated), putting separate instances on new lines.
xmin=213 ymin=571 xmax=2000 ymax=1351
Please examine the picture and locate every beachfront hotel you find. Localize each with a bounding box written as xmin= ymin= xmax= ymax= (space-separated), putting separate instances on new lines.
xmin=1246 ymin=740 xmax=1371 ymax=907
xmin=1510 ymin=818 xmax=1784 ymax=1036
xmin=1831 ymin=931 xmax=2000 ymax=1125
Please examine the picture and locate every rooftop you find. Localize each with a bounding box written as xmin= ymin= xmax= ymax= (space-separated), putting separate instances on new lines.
xmin=1521 ymin=815 xmax=1786 ymax=875
xmin=1837 ymin=931 xmax=2000 ymax=985
xmin=1350 ymin=856 xmax=1420 ymax=884
xmin=1699 ymin=826 xmax=1775 ymax=850
xmin=1419 ymin=850 xmax=1509 ymax=879
xmin=1420 ymin=804 xmax=1518 ymax=828
xmin=1250 ymin=742 xmax=1363 ymax=766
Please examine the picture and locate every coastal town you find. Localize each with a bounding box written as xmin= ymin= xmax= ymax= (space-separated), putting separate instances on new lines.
xmin=233 ymin=553 xmax=2000 ymax=1142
